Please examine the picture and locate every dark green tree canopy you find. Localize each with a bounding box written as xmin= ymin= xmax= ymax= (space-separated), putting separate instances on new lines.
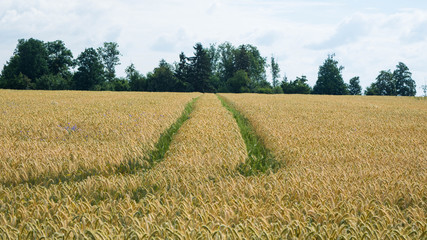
xmin=188 ymin=43 xmax=213 ymax=93
xmin=35 ymin=74 xmax=69 ymax=90
xmin=126 ymin=63 xmax=146 ymax=91
xmin=365 ymin=82 xmax=379 ymax=96
xmin=271 ymin=56 xmax=280 ymax=88
xmin=73 ymin=48 xmax=105 ymax=90
xmin=348 ymin=76 xmax=362 ymax=95
xmin=313 ymin=54 xmax=348 ymax=95
xmin=393 ymin=62 xmax=416 ymax=96
xmin=46 ymin=40 xmax=74 ymax=78
xmin=0 ymin=38 xmax=49 ymax=89
xmin=227 ymin=70 xmax=250 ymax=93
xmin=171 ymin=42 xmax=269 ymax=93
xmin=208 ymin=44 xmax=220 ymax=74
xmin=281 ymin=75 xmax=311 ymax=94
xmin=376 ymin=70 xmax=394 ymax=96
xmin=0 ymin=55 xmax=22 ymax=89
xmin=174 ymin=52 xmax=192 ymax=92
xmin=98 ymin=42 xmax=121 ymax=81
xmin=234 ymin=44 xmax=267 ymax=89
xmin=147 ymin=59 xmax=177 ymax=92
xmin=16 ymin=38 xmax=49 ymax=82
xmin=234 ymin=45 xmax=250 ymax=73
xmin=0 ymin=38 xmax=75 ymax=90
xmin=2 ymin=38 xmax=421 ymax=95
xmin=365 ymin=62 xmax=416 ymax=96
xmin=217 ymin=42 xmax=235 ymax=84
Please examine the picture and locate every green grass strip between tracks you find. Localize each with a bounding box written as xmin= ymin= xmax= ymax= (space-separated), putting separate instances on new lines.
xmin=217 ymin=94 xmax=283 ymax=176
xmin=117 ymin=96 xmax=199 ymax=174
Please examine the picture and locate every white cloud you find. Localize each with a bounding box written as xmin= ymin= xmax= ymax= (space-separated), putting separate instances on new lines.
xmin=309 ymin=13 xmax=371 ymax=49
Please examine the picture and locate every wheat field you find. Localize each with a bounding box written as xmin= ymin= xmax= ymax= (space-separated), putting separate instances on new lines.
xmin=0 ymin=91 xmax=426 ymax=239
xmin=220 ymin=93 xmax=427 ymax=238
xmin=0 ymin=90 xmax=200 ymax=185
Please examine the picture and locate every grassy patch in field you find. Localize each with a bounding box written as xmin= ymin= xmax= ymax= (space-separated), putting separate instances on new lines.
xmin=3 ymin=96 xmax=199 ymax=187
xmin=217 ymin=94 xmax=283 ymax=176
xmin=117 ymin=96 xmax=198 ymax=174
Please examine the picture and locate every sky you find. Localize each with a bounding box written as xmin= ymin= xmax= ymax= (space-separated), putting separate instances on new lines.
xmin=1 ymin=0 xmax=427 ymax=94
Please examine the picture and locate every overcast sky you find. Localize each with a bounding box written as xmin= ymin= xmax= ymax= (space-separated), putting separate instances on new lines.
xmin=1 ymin=0 xmax=427 ymax=94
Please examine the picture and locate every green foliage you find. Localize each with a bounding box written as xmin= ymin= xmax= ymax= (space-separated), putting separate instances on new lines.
xmin=256 ymin=87 xmax=273 ymax=94
xmin=272 ymin=86 xmax=284 ymax=94
xmin=376 ymin=70 xmax=395 ymax=95
xmin=234 ymin=45 xmax=250 ymax=73
xmin=1 ymin=55 xmax=22 ymax=89
xmin=188 ymin=43 xmax=213 ymax=92
xmin=98 ymin=42 xmax=121 ymax=81
xmin=110 ymin=78 xmax=130 ymax=91
xmin=281 ymin=75 xmax=312 ymax=94
xmin=126 ymin=63 xmax=146 ymax=91
xmin=365 ymin=70 xmax=394 ymax=96
xmin=73 ymin=48 xmax=105 ymax=90
xmin=2 ymin=38 xmax=418 ymax=96
xmin=171 ymin=42 xmax=268 ymax=93
xmin=10 ymin=73 xmax=34 ymax=90
xmin=0 ymin=39 xmax=278 ymax=93
xmin=348 ymin=76 xmax=362 ymax=95
xmin=365 ymin=82 xmax=379 ymax=95
xmin=234 ymin=44 xmax=268 ymax=90
xmin=393 ymin=62 xmax=416 ymax=96
xmin=246 ymin=45 xmax=268 ymax=86
xmin=36 ymin=74 xmax=70 ymax=90
xmin=218 ymin=95 xmax=282 ymax=176
xmin=254 ymin=80 xmax=273 ymax=94
xmin=147 ymin=60 xmax=177 ymax=92
xmin=270 ymin=56 xmax=280 ymax=88
xmin=208 ymin=43 xmax=220 ymax=75
xmin=227 ymin=70 xmax=250 ymax=93
xmin=174 ymin=52 xmax=192 ymax=92
xmin=15 ymin=38 xmax=49 ymax=82
xmin=0 ymin=38 xmax=49 ymax=89
xmin=313 ymin=54 xmax=348 ymax=95
xmin=217 ymin=42 xmax=236 ymax=85
xmin=46 ymin=40 xmax=74 ymax=78
xmin=365 ymin=62 xmax=416 ymax=96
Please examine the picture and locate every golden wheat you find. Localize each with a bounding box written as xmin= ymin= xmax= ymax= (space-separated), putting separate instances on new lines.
xmin=0 ymin=90 xmax=200 ymax=185
xmin=0 ymin=93 xmax=248 ymax=238
xmin=219 ymin=93 xmax=427 ymax=238
xmin=0 ymin=92 xmax=426 ymax=239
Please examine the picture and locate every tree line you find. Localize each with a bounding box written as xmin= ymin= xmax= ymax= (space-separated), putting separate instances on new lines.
xmin=0 ymin=38 xmax=417 ymax=96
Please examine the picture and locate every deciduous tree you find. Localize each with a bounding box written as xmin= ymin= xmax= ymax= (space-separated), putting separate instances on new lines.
xmin=0 ymin=38 xmax=49 ymax=89
xmin=393 ymin=62 xmax=416 ymax=96
xmin=313 ymin=54 xmax=348 ymax=95
xmin=271 ymin=56 xmax=280 ymax=88
xmin=375 ymin=70 xmax=394 ymax=96
xmin=227 ymin=70 xmax=250 ymax=93
xmin=281 ymin=75 xmax=311 ymax=94
xmin=46 ymin=40 xmax=74 ymax=78
xmin=98 ymin=42 xmax=121 ymax=81
xmin=147 ymin=60 xmax=177 ymax=92
xmin=348 ymin=76 xmax=362 ymax=95
xmin=126 ymin=63 xmax=146 ymax=91
xmin=73 ymin=48 xmax=105 ymax=90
